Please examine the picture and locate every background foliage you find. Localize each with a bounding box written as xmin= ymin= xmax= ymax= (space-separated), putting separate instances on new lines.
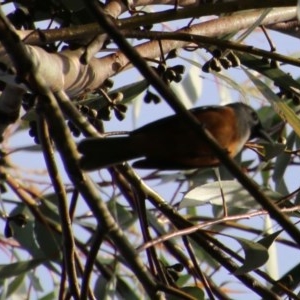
xmin=0 ymin=1 xmax=300 ymax=299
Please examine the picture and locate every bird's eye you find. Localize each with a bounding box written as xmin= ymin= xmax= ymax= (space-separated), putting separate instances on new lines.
xmin=251 ymin=111 xmax=259 ymax=122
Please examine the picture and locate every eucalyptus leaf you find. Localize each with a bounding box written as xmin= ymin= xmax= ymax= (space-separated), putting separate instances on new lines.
xmin=9 ymin=205 xmax=44 ymax=258
xmin=182 ymin=63 xmax=203 ymax=103
xmin=261 ymin=142 xmax=286 ymax=160
xmin=273 ymin=131 xmax=295 ymax=186
xmin=240 ymin=53 xmax=300 ymax=93
xmin=167 ymin=286 xmax=205 ymax=300
xmin=234 ymin=238 xmax=269 ymax=275
xmin=39 ymin=291 xmax=58 ymax=300
xmin=244 ymin=66 xmax=300 ymax=138
xmin=241 ymin=54 xmax=300 ymax=136
xmin=180 ymin=180 xmax=281 ymax=210
xmin=107 ymin=199 xmax=136 ymax=230
xmin=34 ymin=220 xmax=62 ymax=260
xmin=11 ymin=144 xmax=42 ymax=152
xmin=258 ymin=230 xmax=282 ymax=249
xmin=0 ymin=258 xmax=45 ymax=279
xmin=5 ymin=274 xmax=26 ymax=298
xmin=272 ymin=262 xmax=300 ymax=295
xmin=78 ymin=79 xmax=149 ymax=108
xmin=181 ymin=56 xmax=248 ymax=102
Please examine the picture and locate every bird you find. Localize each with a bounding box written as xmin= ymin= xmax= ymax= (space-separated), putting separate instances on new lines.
xmin=78 ymin=102 xmax=272 ymax=171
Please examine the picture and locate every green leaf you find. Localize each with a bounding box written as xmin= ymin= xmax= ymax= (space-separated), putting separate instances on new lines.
xmin=9 ymin=205 xmax=44 ymax=258
xmin=258 ymin=230 xmax=282 ymax=249
xmin=234 ymin=238 xmax=269 ymax=275
xmin=240 ymin=53 xmax=300 ymax=93
xmin=39 ymin=291 xmax=58 ymax=300
xmin=272 ymin=131 xmax=295 ymax=188
xmin=168 ymin=286 xmax=204 ymax=300
xmin=27 ymin=271 xmax=44 ymax=292
xmin=272 ymin=262 xmax=300 ymax=295
xmin=23 ymin=80 xmax=149 ymax=121
xmin=107 ymin=199 xmax=136 ymax=230
xmin=94 ymin=275 xmax=114 ymax=299
xmin=241 ymin=54 xmax=300 ymax=137
xmin=5 ymin=274 xmax=26 ymax=298
xmin=180 ymin=180 xmax=256 ymax=209
xmin=34 ymin=220 xmax=62 ymax=260
xmin=0 ymin=279 xmax=8 ymax=300
xmin=181 ymin=286 xmax=204 ymax=299
xmin=0 ymin=258 xmax=45 ymax=279
xmin=94 ymin=274 xmax=139 ymax=300
xmin=120 ymin=79 xmax=149 ymax=104
xmin=9 ymin=144 xmax=42 ymax=152
xmin=79 ymin=79 xmax=149 ymax=108
xmin=181 ymin=62 xmax=203 ymax=105
xmin=38 ymin=195 xmax=61 ymax=224
xmin=181 ymin=56 xmax=249 ymax=102
xmin=276 ymin=101 xmax=300 ymax=139
xmin=9 ymin=200 xmax=62 ymax=267
xmin=261 ymin=142 xmax=285 ymax=160
xmin=180 ymin=180 xmax=281 ymax=210
xmin=168 ymin=58 xmax=203 ymax=108
xmin=21 ymin=108 xmax=37 ymax=122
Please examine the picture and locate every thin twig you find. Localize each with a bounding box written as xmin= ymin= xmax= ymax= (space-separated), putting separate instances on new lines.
xmin=182 ymin=236 xmax=216 ymax=299
xmin=122 ymin=29 xmax=300 ymax=68
xmin=80 ymin=226 xmax=103 ymax=300
xmin=0 ymin=7 xmax=158 ymax=299
xmin=36 ymin=114 xmax=80 ymax=299
xmin=118 ymin=164 xmax=283 ymax=299
xmin=138 ymin=205 xmax=300 ymax=251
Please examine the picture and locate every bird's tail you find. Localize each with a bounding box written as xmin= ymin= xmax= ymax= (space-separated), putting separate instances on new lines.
xmin=78 ymin=137 xmax=142 ymax=171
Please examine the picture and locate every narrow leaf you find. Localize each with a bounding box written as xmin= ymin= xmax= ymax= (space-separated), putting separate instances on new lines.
xmin=180 ymin=180 xmax=281 ymax=210
xmin=242 ymin=54 xmax=300 ymax=137
xmin=234 ymin=238 xmax=269 ymax=275
xmin=79 ymin=79 xmax=149 ymax=107
xmin=258 ymin=230 xmax=282 ymax=249
xmin=181 ymin=62 xmax=203 ymax=104
xmin=273 ymin=262 xmax=300 ymax=295
xmin=261 ymin=142 xmax=285 ymax=160
xmin=272 ymin=132 xmax=295 ymax=184
xmin=167 ymin=286 xmax=204 ymax=300
xmin=0 ymin=258 xmax=45 ymax=279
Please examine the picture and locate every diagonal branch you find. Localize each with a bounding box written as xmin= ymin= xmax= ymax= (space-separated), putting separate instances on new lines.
xmin=0 ymin=8 xmax=159 ymax=299
xmin=0 ymin=7 xmax=296 ymax=103
xmin=85 ymin=0 xmax=300 ymax=249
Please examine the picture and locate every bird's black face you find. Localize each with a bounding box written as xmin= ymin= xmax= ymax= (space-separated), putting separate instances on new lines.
xmin=227 ymin=102 xmax=272 ymax=143
xmin=248 ymin=109 xmax=262 ymax=138
xmin=247 ymin=108 xmax=272 ymax=143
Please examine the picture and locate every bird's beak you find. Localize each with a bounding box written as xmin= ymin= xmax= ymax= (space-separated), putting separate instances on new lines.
xmin=258 ymin=128 xmax=273 ymax=143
